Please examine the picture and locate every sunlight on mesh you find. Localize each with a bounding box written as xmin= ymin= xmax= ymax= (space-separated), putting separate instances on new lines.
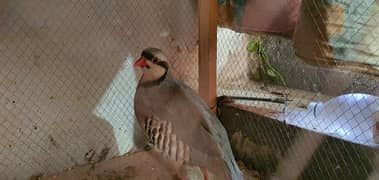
xmin=94 ymin=54 xmax=138 ymax=154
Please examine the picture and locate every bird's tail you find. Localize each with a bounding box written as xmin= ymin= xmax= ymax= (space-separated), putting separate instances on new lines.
xmin=211 ymin=118 xmax=243 ymax=180
xmin=222 ymin=142 xmax=244 ymax=180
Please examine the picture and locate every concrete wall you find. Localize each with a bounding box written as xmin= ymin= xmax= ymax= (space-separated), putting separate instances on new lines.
xmin=0 ymin=0 xmax=198 ymax=179
xmin=216 ymin=28 xmax=379 ymax=97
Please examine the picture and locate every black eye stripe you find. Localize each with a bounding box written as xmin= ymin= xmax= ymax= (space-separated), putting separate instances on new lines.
xmin=152 ymin=57 xmax=159 ymax=63
xmin=141 ymin=51 xmax=154 ymax=60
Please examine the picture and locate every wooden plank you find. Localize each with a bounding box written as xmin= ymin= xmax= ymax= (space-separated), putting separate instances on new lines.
xmin=198 ymin=0 xmax=218 ymax=111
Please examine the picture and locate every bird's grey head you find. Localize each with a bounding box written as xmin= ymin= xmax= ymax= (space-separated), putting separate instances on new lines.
xmin=134 ymin=47 xmax=169 ymax=85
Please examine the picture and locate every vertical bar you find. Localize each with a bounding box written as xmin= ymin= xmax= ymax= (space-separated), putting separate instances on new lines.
xmin=198 ymin=0 xmax=217 ymax=111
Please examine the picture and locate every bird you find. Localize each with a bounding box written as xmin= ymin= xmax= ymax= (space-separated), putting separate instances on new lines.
xmin=133 ymin=47 xmax=243 ymax=180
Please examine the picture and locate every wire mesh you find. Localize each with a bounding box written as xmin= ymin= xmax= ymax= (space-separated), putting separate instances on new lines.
xmin=0 ymin=0 xmax=198 ymax=179
xmin=2 ymin=0 xmax=379 ymax=179
xmin=216 ymin=0 xmax=379 ymax=179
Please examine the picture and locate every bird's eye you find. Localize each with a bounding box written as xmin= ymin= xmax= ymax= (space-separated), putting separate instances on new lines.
xmin=152 ymin=58 xmax=158 ymax=63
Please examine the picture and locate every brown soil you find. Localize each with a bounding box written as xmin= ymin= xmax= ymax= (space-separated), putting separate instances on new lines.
xmin=33 ymin=150 xmax=183 ymax=180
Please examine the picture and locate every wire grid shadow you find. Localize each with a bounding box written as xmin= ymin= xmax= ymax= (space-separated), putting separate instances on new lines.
xmin=216 ymin=0 xmax=379 ymax=178
xmin=0 ymin=0 xmax=198 ymax=179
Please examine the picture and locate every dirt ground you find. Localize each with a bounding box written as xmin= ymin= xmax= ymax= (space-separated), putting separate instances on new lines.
xmin=33 ymin=150 xmax=183 ymax=180
xmin=32 ymin=149 xmax=259 ymax=180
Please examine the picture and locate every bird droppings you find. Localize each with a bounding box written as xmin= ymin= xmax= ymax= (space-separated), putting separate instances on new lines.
xmin=84 ymin=149 xmax=96 ymax=162
xmin=97 ymin=146 xmax=110 ymax=162
xmin=48 ymin=135 xmax=58 ymax=147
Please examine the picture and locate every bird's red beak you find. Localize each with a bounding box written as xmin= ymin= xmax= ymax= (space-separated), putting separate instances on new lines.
xmin=134 ymin=57 xmax=148 ymax=68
